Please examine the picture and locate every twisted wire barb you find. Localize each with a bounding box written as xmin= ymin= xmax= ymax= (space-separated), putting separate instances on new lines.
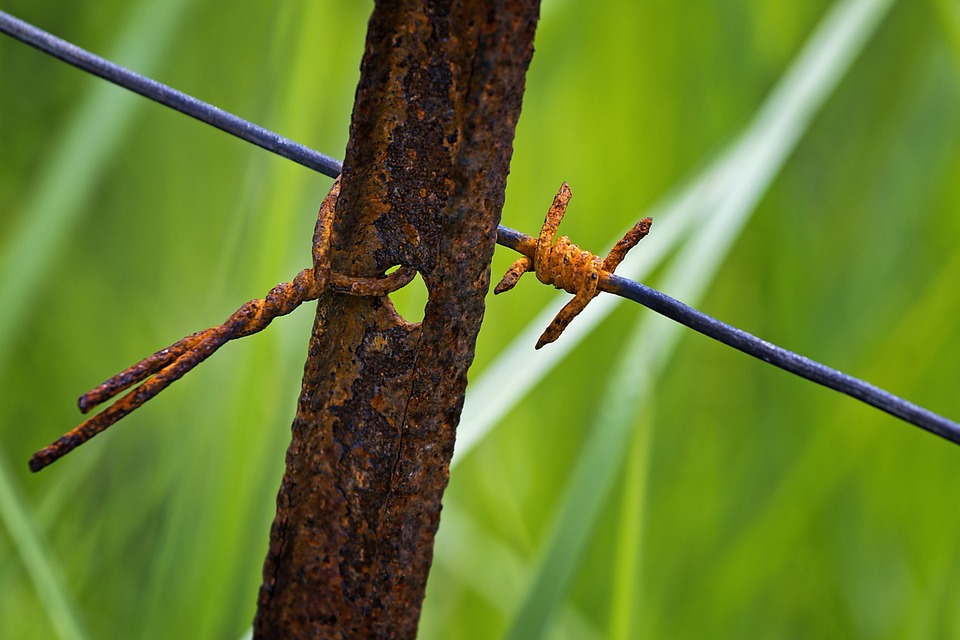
xmin=28 ymin=268 xmax=321 ymax=472
xmin=494 ymin=182 xmax=652 ymax=348
xmin=4 ymin=9 xmax=959 ymax=460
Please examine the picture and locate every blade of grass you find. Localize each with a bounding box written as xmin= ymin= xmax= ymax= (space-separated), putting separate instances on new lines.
xmin=503 ymin=0 xmax=896 ymax=636
xmin=0 ymin=0 xmax=190 ymax=375
xmin=931 ymin=0 xmax=960 ymax=70
xmin=680 ymin=236 xmax=960 ymax=631
xmin=428 ymin=502 xmax=603 ymax=640
xmin=0 ymin=453 xmax=87 ymax=640
xmin=608 ymin=412 xmax=653 ymax=640
xmin=0 ymin=0 xmax=191 ymax=635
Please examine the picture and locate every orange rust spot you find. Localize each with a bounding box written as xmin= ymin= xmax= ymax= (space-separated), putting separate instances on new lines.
xmin=368 ymin=334 xmax=390 ymax=352
xmin=402 ymin=222 xmax=421 ymax=249
xmin=371 ymin=390 xmax=388 ymax=413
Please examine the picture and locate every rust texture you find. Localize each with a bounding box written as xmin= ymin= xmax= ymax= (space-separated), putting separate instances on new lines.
xmin=494 ymin=182 xmax=652 ymax=348
xmin=253 ymin=1 xmax=540 ymax=638
xmin=28 ymin=176 xmax=415 ymax=473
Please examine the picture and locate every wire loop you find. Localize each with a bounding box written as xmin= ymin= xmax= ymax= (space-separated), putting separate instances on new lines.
xmin=533 ymin=235 xmax=603 ymax=297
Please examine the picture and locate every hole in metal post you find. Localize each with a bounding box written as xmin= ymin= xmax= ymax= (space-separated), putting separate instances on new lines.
xmin=386 ymin=267 xmax=428 ymax=324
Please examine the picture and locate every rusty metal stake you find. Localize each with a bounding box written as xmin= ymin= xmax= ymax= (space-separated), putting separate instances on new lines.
xmin=252 ymin=2 xmax=540 ymax=637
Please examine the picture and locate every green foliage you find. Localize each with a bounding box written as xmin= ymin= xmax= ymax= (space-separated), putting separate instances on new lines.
xmin=1 ymin=0 xmax=959 ymax=638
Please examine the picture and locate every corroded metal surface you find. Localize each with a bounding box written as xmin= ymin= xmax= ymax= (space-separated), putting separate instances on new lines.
xmin=253 ymin=1 xmax=540 ymax=637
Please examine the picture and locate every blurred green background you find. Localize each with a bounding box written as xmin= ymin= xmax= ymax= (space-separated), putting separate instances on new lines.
xmin=2 ymin=0 xmax=959 ymax=638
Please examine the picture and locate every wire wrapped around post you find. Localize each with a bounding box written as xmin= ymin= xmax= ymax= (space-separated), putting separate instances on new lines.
xmin=29 ymin=176 xmax=416 ymax=472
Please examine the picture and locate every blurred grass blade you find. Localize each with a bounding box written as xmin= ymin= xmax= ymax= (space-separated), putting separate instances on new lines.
xmin=430 ymin=503 xmax=602 ymax=639
xmin=694 ymin=238 xmax=960 ymax=619
xmin=0 ymin=0 xmax=190 ymax=375
xmin=609 ymin=413 xmax=653 ymax=640
xmin=0 ymin=0 xmax=190 ymax=635
xmin=504 ymin=0 xmax=896 ymax=637
xmin=930 ymin=0 xmax=960 ymax=67
xmin=0 ymin=453 xmax=86 ymax=639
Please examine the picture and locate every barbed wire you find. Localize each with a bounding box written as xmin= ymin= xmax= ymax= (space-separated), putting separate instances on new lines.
xmin=3 ymin=9 xmax=959 ymax=447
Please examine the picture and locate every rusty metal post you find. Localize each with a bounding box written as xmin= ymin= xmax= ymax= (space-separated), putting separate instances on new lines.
xmin=253 ymin=1 xmax=540 ymax=637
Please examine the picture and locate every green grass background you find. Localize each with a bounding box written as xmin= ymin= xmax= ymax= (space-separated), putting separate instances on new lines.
xmin=2 ymin=1 xmax=959 ymax=638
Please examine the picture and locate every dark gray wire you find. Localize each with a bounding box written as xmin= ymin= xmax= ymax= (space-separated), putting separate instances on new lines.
xmin=3 ymin=9 xmax=959 ymax=446
xmin=0 ymin=10 xmax=343 ymax=178
xmin=604 ymin=275 xmax=960 ymax=446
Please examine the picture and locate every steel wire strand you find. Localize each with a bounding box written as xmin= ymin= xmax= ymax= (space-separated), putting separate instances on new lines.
xmin=0 ymin=10 xmax=341 ymax=178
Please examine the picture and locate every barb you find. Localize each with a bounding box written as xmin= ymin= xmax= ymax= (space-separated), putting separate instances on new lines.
xmin=5 ymin=9 xmax=959 ymax=458
xmin=494 ymin=182 xmax=652 ymax=348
